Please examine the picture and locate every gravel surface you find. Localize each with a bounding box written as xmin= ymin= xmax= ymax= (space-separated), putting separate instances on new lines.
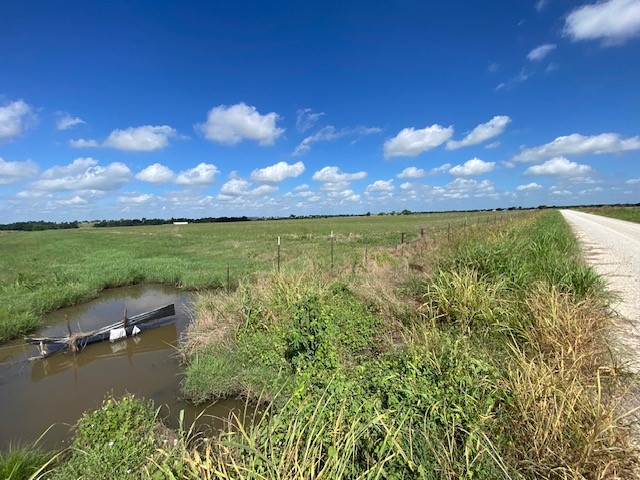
xmin=561 ymin=209 xmax=640 ymax=451
xmin=561 ymin=209 xmax=640 ymax=369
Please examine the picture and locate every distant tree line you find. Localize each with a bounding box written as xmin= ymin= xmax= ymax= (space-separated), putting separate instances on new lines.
xmin=2 ymin=203 xmax=638 ymax=232
xmin=94 ymin=216 xmax=250 ymax=227
xmin=0 ymin=221 xmax=79 ymax=231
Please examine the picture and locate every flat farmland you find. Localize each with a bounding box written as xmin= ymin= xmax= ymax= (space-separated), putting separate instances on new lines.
xmin=576 ymin=205 xmax=640 ymax=224
xmin=0 ymin=210 xmax=512 ymax=341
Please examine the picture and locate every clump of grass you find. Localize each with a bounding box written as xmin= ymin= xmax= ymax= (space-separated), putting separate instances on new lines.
xmin=152 ymin=391 xmax=406 ymax=480
xmin=501 ymin=284 xmax=637 ymax=477
xmin=422 ymin=266 xmax=512 ymax=331
xmin=52 ymin=394 xmax=164 ymax=480
xmin=0 ymin=444 xmax=55 ymax=480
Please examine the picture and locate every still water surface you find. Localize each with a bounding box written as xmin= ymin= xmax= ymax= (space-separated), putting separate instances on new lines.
xmin=0 ymin=284 xmax=244 ymax=450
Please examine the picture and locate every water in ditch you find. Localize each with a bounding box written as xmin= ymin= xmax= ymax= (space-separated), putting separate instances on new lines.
xmin=0 ymin=284 xmax=245 ymax=450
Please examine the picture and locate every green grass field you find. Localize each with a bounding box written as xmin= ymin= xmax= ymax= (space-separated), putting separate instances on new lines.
xmin=5 ymin=209 xmax=637 ymax=479
xmin=577 ymin=205 xmax=640 ymax=223
xmin=0 ymin=211 xmax=514 ymax=341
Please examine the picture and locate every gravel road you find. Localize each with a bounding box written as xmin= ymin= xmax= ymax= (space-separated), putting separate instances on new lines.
xmin=561 ymin=209 xmax=640 ymax=371
xmin=561 ymin=209 xmax=640 ymax=452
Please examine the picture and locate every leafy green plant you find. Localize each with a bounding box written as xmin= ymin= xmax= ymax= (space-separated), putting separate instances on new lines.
xmin=53 ymin=394 xmax=161 ymax=480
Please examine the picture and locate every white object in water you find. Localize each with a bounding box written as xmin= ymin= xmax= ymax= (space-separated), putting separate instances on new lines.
xmin=132 ymin=326 xmax=141 ymax=336
xmin=109 ymin=327 xmax=127 ymax=342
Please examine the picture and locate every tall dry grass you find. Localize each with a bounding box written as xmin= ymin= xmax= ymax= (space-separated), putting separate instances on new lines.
xmin=503 ymin=285 xmax=638 ymax=478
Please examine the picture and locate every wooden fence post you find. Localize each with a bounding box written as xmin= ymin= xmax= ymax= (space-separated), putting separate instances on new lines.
xmin=277 ymin=236 xmax=281 ymax=273
xmin=330 ymin=231 xmax=334 ymax=269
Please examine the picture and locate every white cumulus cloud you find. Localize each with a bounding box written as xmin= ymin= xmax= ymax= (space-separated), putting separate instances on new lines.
xmin=218 ymin=179 xmax=278 ymax=197
xmin=564 ymin=0 xmax=640 ymax=45
xmin=446 ymin=116 xmax=511 ymax=150
xmin=42 ymin=157 xmax=98 ymax=178
xmin=366 ymin=179 xmax=395 ymax=192
xmin=515 ymin=132 xmax=640 ymax=162
xmin=448 ymin=158 xmax=496 ymax=177
xmin=69 ymin=125 xmax=177 ymax=151
xmin=516 ymin=182 xmax=543 ymax=191
xmin=56 ymin=196 xmax=89 ymax=206
xmin=397 ymin=167 xmax=426 ymax=179
xmin=431 ymin=163 xmax=452 ymax=174
xmin=0 ymin=156 xmax=39 ymax=184
xmin=103 ymin=125 xmax=176 ymax=151
xmin=31 ymin=161 xmax=132 ymax=191
xmin=69 ymin=138 xmax=99 ymax=148
xmin=117 ymin=193 xmax=157 ymax=204
xmin=384 ymin=124 xmax=453 ymax=158
xmin=433 ymin=178 xmax=496 ymax=199
xmin=250 ymin=161 xmax=305 ymax=183
xmin=196 ymin=102 xmax=284 ymax=146
xmin=311 ymin=166 xmax=367 ymax=183
xmin=527 ymin=44 xmax=557 ymax=61
xmin=524 ymin=156 xmax=593 ymax=176
xmin=0 ymin=100 xmax=35 ymax=142
xmin=136 ymin=163 xmax=176 ymax=184
xmin=176 ymin=163 xmax=219 ymax=185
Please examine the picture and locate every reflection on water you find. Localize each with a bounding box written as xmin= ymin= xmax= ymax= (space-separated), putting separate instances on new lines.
xmin=0 ymin=284 xmax=245 ymax=450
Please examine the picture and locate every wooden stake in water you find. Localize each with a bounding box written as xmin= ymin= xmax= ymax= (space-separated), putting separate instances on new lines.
xmin=277 ymin=236 xmax=281 ymax=273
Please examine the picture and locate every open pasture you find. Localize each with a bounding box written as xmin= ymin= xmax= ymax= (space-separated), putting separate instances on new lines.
xmin=577 ymin=205 xmax=640 ymax=224
xmin=0 ymin=210 xmax=512 ymax=341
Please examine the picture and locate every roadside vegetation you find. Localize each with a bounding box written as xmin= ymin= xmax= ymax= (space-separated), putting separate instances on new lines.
xmin=169 ymin=210 xmax=637 ymax=478
xmin=577 ymin=204 xmax=640 ymax=223
xmin=5 ymin=210 xmax=637 ymax=478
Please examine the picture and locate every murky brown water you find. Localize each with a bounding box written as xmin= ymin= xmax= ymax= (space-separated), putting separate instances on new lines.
xmin=0 ymin=284 xmax=245 ymax=450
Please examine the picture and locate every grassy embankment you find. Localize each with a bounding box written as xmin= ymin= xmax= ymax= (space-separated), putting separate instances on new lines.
xmin=159 ymin=210 xmax=634 ymax=478
xmin=5 ymin=210 xmax=637 ymax=478
xmin=0 ymin=211 xmax=494 ymax=342
xmin=577 ymin=205 xmax=640 ymax=224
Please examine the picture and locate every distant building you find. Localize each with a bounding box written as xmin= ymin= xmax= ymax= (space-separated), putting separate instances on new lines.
xmin=173 ymin=221 xmax=188 ymax=225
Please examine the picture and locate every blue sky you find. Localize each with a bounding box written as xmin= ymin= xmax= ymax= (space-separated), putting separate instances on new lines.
xmin=1 ymin=0 xmax=639 ymax=222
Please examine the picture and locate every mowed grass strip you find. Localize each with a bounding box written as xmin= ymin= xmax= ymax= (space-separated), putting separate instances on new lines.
xmin=0 ymin=211 xmax=514 ymax=341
